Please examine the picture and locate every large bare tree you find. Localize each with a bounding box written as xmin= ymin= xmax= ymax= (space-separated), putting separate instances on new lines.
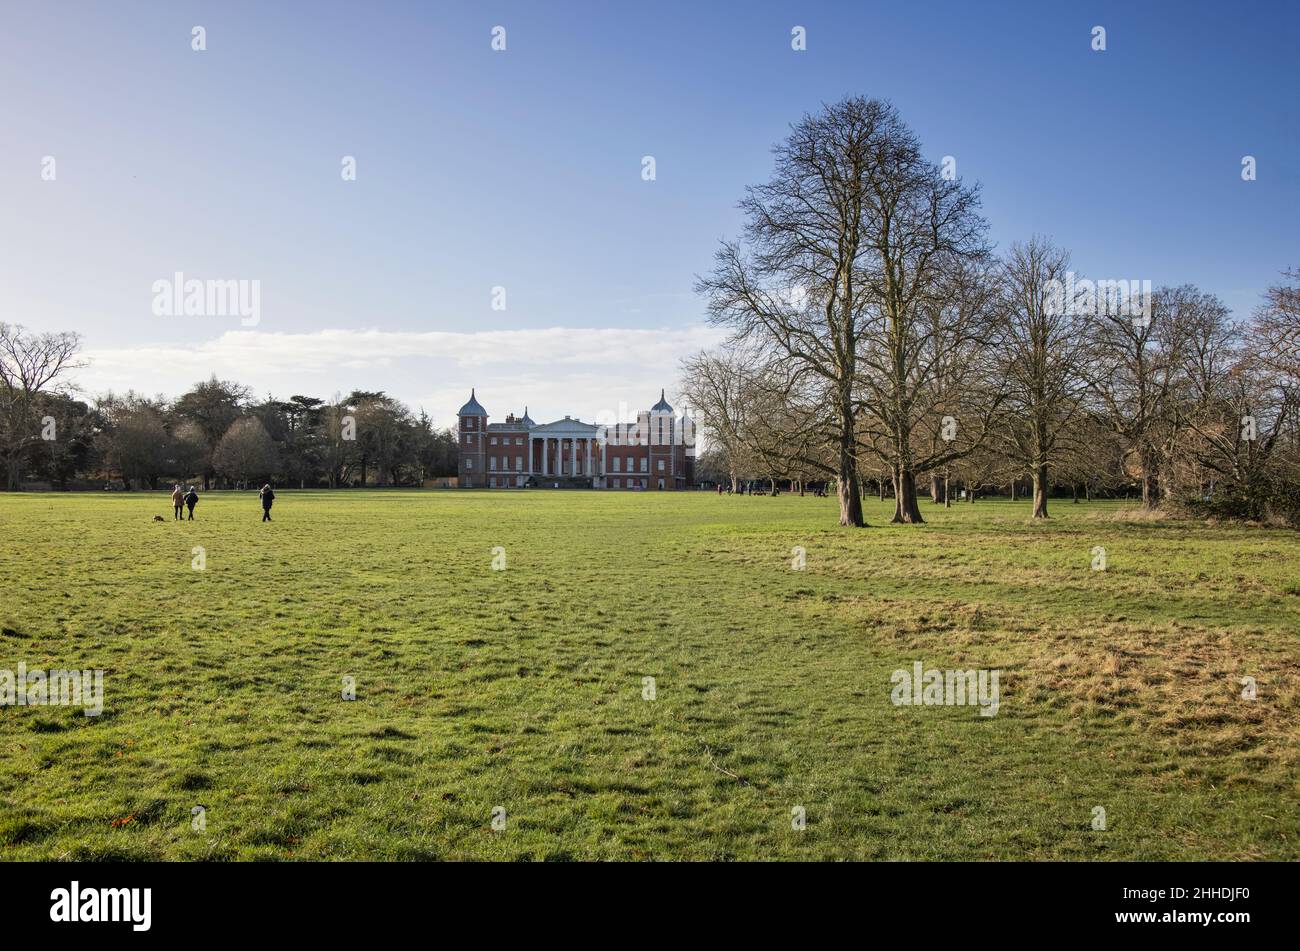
xmin=697 ymin=97 xmax=986 ymax=526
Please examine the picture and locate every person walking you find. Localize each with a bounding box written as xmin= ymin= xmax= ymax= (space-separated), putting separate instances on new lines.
xmin=184 ymin=485 xmax=199 ymax=520
xmin=259 ymin=483 xmax=275 ymax=522
xmin=170 ymin=484 xmax=184 ymax=520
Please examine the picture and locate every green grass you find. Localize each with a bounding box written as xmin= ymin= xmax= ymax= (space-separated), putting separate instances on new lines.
xmin=1 ymin=489 xmax=1296 ymax=860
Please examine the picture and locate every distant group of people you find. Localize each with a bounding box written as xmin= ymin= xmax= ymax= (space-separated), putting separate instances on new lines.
xmin=165 ymin=483 xmax=276 ymax=521
xmin=170 ymin=484 xmax=199 ymax=520
xmin=714 ymin=481 xmax=829 ymax=497
xmin=717 ymin=482 xmax=773 ymax=496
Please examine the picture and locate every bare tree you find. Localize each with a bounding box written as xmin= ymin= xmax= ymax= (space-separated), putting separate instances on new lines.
xmin=1172 ymin=284 xmax=1298 ymax=516
xmin=212 ymin=416 xmax=278 ymax=486
xmin=859 ymin=254 xmax=1004 ymax=521
xmin=1252 ymin=267 xmax=1299 ymax=385
xmin=97 ymin=391 xmax=170 ymax=489
xmin=997 ymin=238 xmax=1090 ymax=518
xmin=0 ymin=323 xmax=84 ymax=490
xmin=1085 ymin=285 xmax=1192 ymax=508
xmin=680 ymin=349 xmax=757 ymax=493
xmin=173 ymin=376 xmax=251 ymax=489
xmin=698 ymin=97 xmax=986 ymax=526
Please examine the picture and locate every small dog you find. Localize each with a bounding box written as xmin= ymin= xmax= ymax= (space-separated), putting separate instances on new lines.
xmin=152 ymin=515 xmax=165 ymax=522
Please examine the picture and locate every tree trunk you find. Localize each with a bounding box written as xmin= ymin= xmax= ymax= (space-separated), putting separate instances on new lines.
xmin=944 ymin=471 xmax=952 ymax=508
xmin=968 ymin=482 xmax=976 ymax=504
xmin=892 ymin=468 xmax=924 ymax=523
xmin=1010 ymin=480 xmax=1017 ymax=502
xmin=1071 ymin=482 xmax=1079 ymax=504
xmin=1032 ymin=463 xmax=1049 ymax=518
xmin=837 ymin=467 xmax=864 ymax=526
xmin=836 ymin=401 xmax=864 ymax=526
xmin=930 ymin=473 xmax=943 ymax=504
xmin=1140 ymin=450 xmax=1159 ymax=509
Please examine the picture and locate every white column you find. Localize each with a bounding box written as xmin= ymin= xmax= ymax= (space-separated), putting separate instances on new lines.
xmin=585 ymin=438 xmax=593 ymax=475
xmin=543 ymin=438 xmax=550 ymax=475
xmin=569 ymin=438 xmax=576 ymax=475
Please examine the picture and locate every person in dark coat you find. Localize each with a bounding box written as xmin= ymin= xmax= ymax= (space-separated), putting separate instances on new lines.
xmin=184 ymin=486 xmax=199 ymax=520
xmin=259 ymin=483 xmax=275 ymax=521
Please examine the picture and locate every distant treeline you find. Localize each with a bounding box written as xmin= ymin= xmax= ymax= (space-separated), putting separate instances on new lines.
xmin=1 ymin=355 xmax=457 ymax=490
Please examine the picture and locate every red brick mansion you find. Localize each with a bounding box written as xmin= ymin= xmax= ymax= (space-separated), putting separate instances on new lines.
xmin=457 ymin=389 xmax=696 ymax=489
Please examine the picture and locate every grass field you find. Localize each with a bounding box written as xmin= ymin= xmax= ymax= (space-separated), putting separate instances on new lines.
xmin=1 ymin=489 xmax=1296 ymax=861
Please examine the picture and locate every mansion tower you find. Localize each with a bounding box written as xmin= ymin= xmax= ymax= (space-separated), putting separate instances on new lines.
xmin=457 ymin=390 xmax=696 ymax=490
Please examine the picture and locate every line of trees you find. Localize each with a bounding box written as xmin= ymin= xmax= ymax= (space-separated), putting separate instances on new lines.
xmin=686 ymin=97 xmax=1300 ymax=526
xmin=0 ymin=344 xmax=458 ymax=490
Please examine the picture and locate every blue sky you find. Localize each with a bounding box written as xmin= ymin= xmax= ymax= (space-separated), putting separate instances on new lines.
xmin=2 ymin=0 xmax=1296 ymax=425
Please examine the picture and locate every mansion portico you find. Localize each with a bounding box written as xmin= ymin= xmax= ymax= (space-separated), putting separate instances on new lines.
xmin=457 ymin=390 xmax=695 ymax=490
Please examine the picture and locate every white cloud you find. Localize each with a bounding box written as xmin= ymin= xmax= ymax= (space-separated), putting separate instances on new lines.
xmin=78 ymin=325 xmax=725 ymax=427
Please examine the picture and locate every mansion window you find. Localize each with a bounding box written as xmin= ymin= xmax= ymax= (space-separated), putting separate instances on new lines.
xmin=640 ymin=458 xmax=648 ymax=472
xmin=612 ymin=457 xmax=621 ymax=472
xmin=489 ymin=457 xmax=496 ymax=471
xmin=490 ymin=437 xmax=497 ymax=445
xmin=657 ymin=460 xmax=665 ymax=472
xmin=515 ymin=456 xmax=522 ymax=470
